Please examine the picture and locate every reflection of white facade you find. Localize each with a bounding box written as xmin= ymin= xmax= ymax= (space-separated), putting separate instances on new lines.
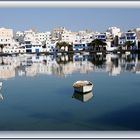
xmin=0 ymin=65 xmax=16 ymax=79
xmin=106 ymin=54 xmax=121 ymax=76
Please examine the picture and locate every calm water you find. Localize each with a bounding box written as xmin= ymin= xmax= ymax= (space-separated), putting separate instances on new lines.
xmin=0 ymin=53 xmax=140 ymax=130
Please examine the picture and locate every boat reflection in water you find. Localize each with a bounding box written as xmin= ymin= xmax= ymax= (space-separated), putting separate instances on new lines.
xmin=0 ymin=93 xmax=3 ymax=100
xmin=72 ymin=91 xmax=93 ymax=102
xmin=0 ymin=82 xmax=3 ymax=100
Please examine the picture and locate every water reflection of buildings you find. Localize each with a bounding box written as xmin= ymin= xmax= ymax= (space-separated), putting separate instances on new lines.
xmin=72 ymin=91 xmax=93 ymax=102
xmin=106 ymin=54 xmax=121 ymax=76
xmin=0 ymin=53 xmax=140 ymax=79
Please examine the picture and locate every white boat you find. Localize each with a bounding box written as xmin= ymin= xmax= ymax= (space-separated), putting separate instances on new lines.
xmin=73 ymin=80 xmax=93 ymax=93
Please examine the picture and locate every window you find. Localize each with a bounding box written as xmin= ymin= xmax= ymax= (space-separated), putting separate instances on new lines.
xmin=131 ymin=37 xmax=136 ymax=40
xmin=26 ymin=45 xmax=32 ymax=48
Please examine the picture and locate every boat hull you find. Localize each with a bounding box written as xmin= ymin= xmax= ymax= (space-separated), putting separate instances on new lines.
xmin=74 ymin=85 xmax=93 ymax=93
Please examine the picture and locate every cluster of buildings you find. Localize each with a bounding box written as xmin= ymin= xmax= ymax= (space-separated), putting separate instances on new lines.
xmin=0 ymin=27 xmax=140 ymax=54
xmin=0 ymin=53 xmax=140 ymax=80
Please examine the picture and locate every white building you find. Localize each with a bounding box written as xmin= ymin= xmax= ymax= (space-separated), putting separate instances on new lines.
xmin=107 ymin=27 xmax=121 ymax=37
xmin=35 ymin=31 xmax=51 ymax=43
xmin=23 ymin=29 xmax=44 ymax=53
xmin=73 ymin=41 xmax=88 ymax=51
xmin=94 ymin=32 xmax=106 ymax=42
xmin=46 ymin=42 xmax=56 ymax=53
xmin=61 ymin=31 xmax=76 ymax=43
xmin=119 ymin=31 xmax=137 ymax=50
xmin=0 ymin=28 xmax=13 ymax=51
xmin=74 ymin=31 xmax=94 ymax=44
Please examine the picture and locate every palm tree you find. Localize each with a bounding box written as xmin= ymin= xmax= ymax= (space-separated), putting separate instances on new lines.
xmin=124 ymin=41 xmax=135 ymax=50
xmin=42 ymin=44 xmax=46 ymax=48
xmin=0 ymin=44 xmax=4 ymax=53
xmin=88 ymin=39 xmax=106 ymax=51
xmin=56 ymin=41 xmax=72 ymax=51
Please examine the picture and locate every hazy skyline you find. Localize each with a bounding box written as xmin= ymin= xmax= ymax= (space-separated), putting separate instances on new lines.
xmin=0 ymin=8 xmax=139 ymax=32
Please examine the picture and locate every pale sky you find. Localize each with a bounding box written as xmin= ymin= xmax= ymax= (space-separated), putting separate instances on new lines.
xmin=0 ymin=8 xmax=139 ymax=32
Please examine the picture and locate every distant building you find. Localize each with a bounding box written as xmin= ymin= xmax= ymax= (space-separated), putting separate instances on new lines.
xmin=94 ymin=32 xmax=106 ymax=42
xmin=61 ymin=31 xmax=75 ymax=44
xmin=132 ymin=28 xmax=140 ymax=50
xmin=51 ymin=27 xmax=66 ymax=41
xmin=0 ymin=28 xmax=13 ymax=51
xmin=118 ymin=31 xmax=137 ymax=50
xmin=23 ymin=29 xmax=43 ymax=53
xmin=73 ymin=41 xmax=88 ymax=51
xmin=107 ymin=27 xmax=121 ymax=38
xmin=35 ymin=31 xmax=51 ymax=44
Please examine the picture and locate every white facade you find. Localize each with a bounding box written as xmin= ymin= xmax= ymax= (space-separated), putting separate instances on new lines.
xmin=107 ymin=27 xmax=121 ymax=37
xmin=3 ymin=47 xmax=26 ymax=54
xmin=94 ymin=32 xmax=106 ymax=42
xmin=35 ymin=32 xmax=51 ymax=43
xmin=119 ymin=31 xmax=137 ymax=49
xmin=23 ymin=29 xmax=44 ymax=53
xmin=24 ymin=29 xmax=36 ymax=42
xmin=31 ymin=41 xmax=43 ymax=53
xmin=61 ymin=31 xmax=75 ymax=43
xmin=16 ymin=31 xmax=24 ymax=37
xmin=0 ymin=28 xmax=13 ymax=49
xmin=73 ymin=41 xmax=88 ymax=51
xmin=46 ymin=42 xmax=56 ymax=53
xmin=74 ymin=31 xmax=94 ymax=44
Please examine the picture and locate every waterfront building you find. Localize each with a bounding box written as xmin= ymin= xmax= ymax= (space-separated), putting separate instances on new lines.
xmin=118 ymin=33 xmax=126 ymax=46
xmin=31 ymin=41 xmax=43 ymax=53
xmin=94 ymin=32 xmax=106 ymax=42
xmin=0 ymin=28 xmax=26 ymax=54
xmin=132 ymin=28 xmax=140 ymax=49
xmin=125 ymin=32 xmax=137 ymax=43
xmin=118 ymin=31 xmax=137 ymax=50
xmin=0 ymin=28 xmax=14 ymax=52
xmin=23 ymin=29 xmax=43 ymax=53
xmin=73 ymin=41 xmax=88 ymax=51
xmin=105 ymin=32 xmax=119 ymax=51
xmin=46 ymin=42 xmax=56 ymax=53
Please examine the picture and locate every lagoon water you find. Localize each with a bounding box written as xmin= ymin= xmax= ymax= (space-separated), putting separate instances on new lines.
xmin=0 ymin=53 xmax=140 ymax=130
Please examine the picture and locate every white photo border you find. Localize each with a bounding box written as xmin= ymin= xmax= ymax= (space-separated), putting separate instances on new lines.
xmin=0 ymin=1 xmax=139 ymax=8
xmin=0 ymin=1 xmax=140 ymax=139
